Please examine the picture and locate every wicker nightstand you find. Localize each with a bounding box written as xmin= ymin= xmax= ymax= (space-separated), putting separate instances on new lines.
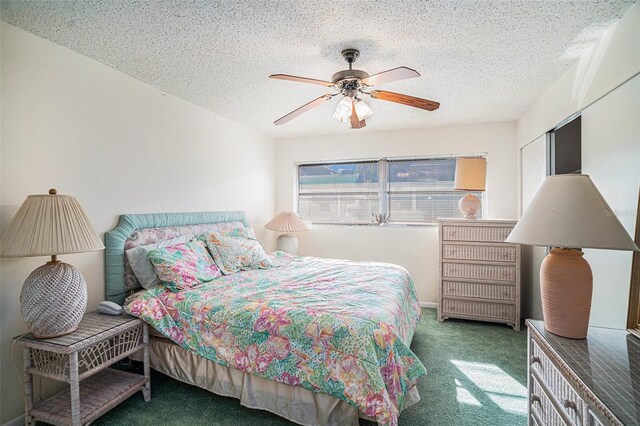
xmin=13 ymin=311 xmax=150 ymax=426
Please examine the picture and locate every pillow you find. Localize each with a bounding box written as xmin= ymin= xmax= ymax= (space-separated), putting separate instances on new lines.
xmin=126 ymin=234 xmax=194 ymax=289
xmin=148 ymin=240 xmax=221 ymax=291
xmin=204 ymin=231 xmax=274 ymax=275
xmin=193 ymin=225 xmax=251 ymax=244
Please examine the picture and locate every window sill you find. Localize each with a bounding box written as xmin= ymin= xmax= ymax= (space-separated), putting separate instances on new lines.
xmin=308 ymin=221 xmax=439 ymax=227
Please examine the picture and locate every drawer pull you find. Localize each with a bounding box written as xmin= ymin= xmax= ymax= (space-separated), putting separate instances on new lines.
xmin=531 ymin=355 xmax=541 ymax=365
xmin=450 ymin=305 xmax=456 ymax=311
xmin=563 ymin=400 xmax=577 ymax=411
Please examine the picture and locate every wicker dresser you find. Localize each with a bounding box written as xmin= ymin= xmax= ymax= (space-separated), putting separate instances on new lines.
xmin=527 ymin=319 xmax=638 ymax=425
xmin=437 ymin=218 xmax=521 ymax=330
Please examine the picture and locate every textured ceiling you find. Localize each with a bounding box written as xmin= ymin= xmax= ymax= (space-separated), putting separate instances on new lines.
xmin=1 ymin=1 xmax=633 ymax=139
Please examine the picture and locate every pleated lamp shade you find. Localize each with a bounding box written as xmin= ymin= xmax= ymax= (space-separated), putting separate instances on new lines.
xmin=0 ymin=189 xmax=104 ymax=258
xmin=265 ymin=211 xmax=311 ymax=233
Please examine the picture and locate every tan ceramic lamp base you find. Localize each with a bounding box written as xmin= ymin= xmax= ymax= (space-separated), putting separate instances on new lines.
xmin=540 ymin=248 xmax=593 ymax=339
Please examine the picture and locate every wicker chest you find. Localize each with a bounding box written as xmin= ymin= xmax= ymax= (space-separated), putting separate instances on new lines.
xmin=527 ymin=319 xmax=635 ymax=425
xmin=437 ymin=218 xmax=521 ymax=330
xmin=13 ymin=311 xmax=150 ymax=425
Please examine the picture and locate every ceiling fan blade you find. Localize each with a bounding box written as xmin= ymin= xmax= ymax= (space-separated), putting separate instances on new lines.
xmin=369 ymin=90 xmax=440 ymax=111
xmin=349 ymin=98 xmax=366 ymax=129
xmin=361 ymin=67 xmax=420 ymax=86
xmin=270 ymin=74 xmax=335 ymax=87
xmin=274 ymin=94 xmax=333 ymax=125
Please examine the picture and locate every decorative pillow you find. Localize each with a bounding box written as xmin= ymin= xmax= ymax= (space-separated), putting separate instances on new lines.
xmin=204 ymin=231 xmax=274 ymax=275
xmin=148 ymin=241 xmax=221 ymax=291
xmin=193 ymin=226 xmax=251 ymax=244
xmin=126 ymin=234 xmax=194 ymax=289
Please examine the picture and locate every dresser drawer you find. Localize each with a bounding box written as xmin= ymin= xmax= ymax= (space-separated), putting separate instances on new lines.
xmin=442 ymin=262 xmax=516 ymax=282
xmin=442 ymin=243 xmax=516 ymax=262
xmin=531 ymin=338 xmax=584 ymax=425
xmin=531 ymin=375 xmax=566 ymax=426
xmin=442 ymin=281 xmax=515 ymax=301
xmin=442 ymin=225 xmax=513 ymax=242
xmin=442 ymin=298 xmax=515 ymax=320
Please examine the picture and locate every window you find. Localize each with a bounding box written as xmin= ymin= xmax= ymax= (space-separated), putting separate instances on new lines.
xmin=297 ymin=156 xmax=485 ymax=224
xmin=388 ymin=158 xmax=483 ymax=223
xmin=297 ymin=161 xmax=379 ymax=223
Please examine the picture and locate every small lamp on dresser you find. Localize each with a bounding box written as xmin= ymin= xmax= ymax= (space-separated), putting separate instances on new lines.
xmin=0 ymin=189 xmax=104 ymax=338
xmin=265 ymin=211 xmax=311 ymax=255
xmin=506 ymin=175 xmax=639 ymax=339
xmin=454 ymin=157 xmax=486 ymax=219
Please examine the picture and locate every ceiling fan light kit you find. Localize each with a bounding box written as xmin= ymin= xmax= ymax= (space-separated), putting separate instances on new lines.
xmin=332 ymin=97 xmax=373 ymax=123
xmin=270 ymin=49 xmax=440 ymax=128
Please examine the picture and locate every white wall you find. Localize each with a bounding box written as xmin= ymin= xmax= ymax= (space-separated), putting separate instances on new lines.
xmin=517 ymin=3 xmax=639 ymax=149
xmin=517 ymin=4 xmax=640 ymax=327
xmin=275 ymin=121 xmax=518 ymax=305
xmin=0 ymin=23 xmax=276 ymax=424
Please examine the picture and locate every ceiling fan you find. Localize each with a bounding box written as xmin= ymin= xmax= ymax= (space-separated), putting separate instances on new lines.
xmin=270 ymin=49 xmax=440 ymax=129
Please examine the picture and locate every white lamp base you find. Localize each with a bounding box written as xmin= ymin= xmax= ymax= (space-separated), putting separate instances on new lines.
xmin=20 ymin=261 xmax=87 ymax=338
xmin=277 ymin=234 xmax=299 ymax=255
xmin=458 ymin=192 xmax=481 ymax=219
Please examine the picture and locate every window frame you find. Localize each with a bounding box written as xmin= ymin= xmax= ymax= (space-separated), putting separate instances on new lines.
xmin=295 ymin=153 xmax=487 ymax=226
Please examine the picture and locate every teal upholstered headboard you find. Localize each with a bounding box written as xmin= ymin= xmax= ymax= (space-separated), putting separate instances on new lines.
xmin=105 ymin=211 xmax=250 ymax=304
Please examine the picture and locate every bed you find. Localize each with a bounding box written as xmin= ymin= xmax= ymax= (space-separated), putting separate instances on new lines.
xmin=105 ymin=211 xmax=426 ymax=426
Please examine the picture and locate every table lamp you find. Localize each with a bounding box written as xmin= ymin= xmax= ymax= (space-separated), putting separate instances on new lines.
xmin=454 ymin=157 xmax=486 ymax=219
xmin=506 ymin=175 xmax=639 ymax=339
xmin=0 ymin=189 xmax=104 ymax=338
xmin=265 ymin=211 xmax=311 ymax=255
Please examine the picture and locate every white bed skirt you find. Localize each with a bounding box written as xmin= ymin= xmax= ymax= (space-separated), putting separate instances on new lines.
xmin=132 ymin=336 xmax=420 ymax=426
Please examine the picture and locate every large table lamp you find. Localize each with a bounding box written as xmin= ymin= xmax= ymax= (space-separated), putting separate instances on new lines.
xmin=0 ymin=189 xmax=104 ymax=338
xmin=265 ymin=211 xmax=311 ymax=255
xmin=454 ymin=157 xmax=486 ymax=219
xmin=506 ymin=175 xmax=639 ymax=339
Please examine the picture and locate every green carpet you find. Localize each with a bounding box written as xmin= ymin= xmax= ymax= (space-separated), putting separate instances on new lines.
xmin=94 ymin=309 xmax=528 ymax=425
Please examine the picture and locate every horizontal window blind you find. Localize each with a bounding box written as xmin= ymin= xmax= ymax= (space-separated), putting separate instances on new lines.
xmin=388 ymin=158 xmax=483 ymax=223
xmin=297 ymin=156 xmax=485 ymax=224
xmin=298 ymin=161 xmax=379 ymax=223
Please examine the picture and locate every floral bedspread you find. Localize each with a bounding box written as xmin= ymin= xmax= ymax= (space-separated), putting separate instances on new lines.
xmin=125 ymin=253 xmax=426 ymax=425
